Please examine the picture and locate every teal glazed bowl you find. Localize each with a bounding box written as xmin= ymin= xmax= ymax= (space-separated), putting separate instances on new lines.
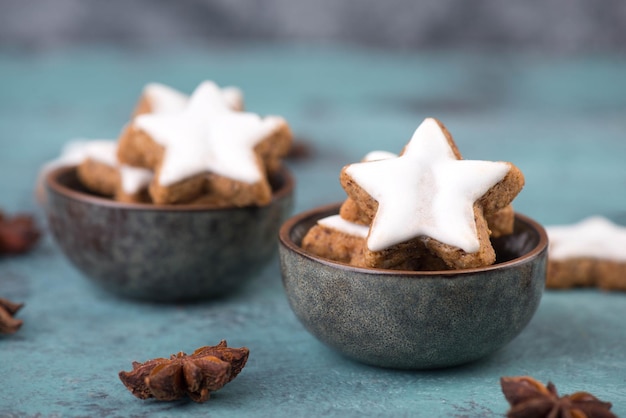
xmin=279 ymin=203 xmax=548 ymax=369
xmin=46 ymin=166 xmax=294 ymax=302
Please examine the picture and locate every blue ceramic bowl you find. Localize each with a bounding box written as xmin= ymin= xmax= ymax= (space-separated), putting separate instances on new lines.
xmin=46 ymin=166 xmax=294 ymax=302
xmin=279 ymin=203 xmax=548 ymax=369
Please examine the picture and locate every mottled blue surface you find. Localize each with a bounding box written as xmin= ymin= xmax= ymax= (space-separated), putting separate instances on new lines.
xmin=1 ymin=45 xmax=626 ymax=417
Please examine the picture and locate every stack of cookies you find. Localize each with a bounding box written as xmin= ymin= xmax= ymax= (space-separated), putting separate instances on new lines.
xmin=302 ymin=117 xmax=525 ymax=271
xmin=70 ymin=81 xmax=292 ymax=206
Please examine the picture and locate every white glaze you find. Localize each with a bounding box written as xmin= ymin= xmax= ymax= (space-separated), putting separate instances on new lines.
xmin=144 ymin=83 xmax=188 ymax=114
xmin=118 ymin=165 xmax=154 ymax=195
xmin=81 ymin=141 xmax=119 ymax=167
xmin=39 ymin=140 xmax=109 ymax=198
xmin=42 ymin=139 xmax=152 ymax=195
xmin=318 ymin=214 xmax=369 ymax=238
xmin=363 ymin=150 xmax=397 ymax=162
xmin=40 ymin=140 xmax=117 ymax=177
xmin=547 ymin=216 xmax=626 ymax=261
xmin=345 ymin=118 xmax=510 ymax=253
xmin=221 ymin=86 xmax=244 ymax=111
xmin=144 ymin=82 xmax=244 ymax=113
xmin=78 ymin=141 xmax=153 ymax=194
xmin=315 ymin=151 xmax=395 ymax=239
xmin=135 ymin=81 xmax=283 ymax=186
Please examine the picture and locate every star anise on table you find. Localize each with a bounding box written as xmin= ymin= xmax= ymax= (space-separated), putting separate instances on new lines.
xmin=0 ymin=211 xmax=41 ymax=255
xmin=0 ymin=297 xmax=24 ymax=334
xmin=119 ymin=340 xmax=249 ymax=403
xmin=501 ymin=376 xmax=616 ymax=418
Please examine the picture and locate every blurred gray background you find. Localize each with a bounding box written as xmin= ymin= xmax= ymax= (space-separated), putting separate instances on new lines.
xmin=1 ymin=0 xmax=626 ymax=53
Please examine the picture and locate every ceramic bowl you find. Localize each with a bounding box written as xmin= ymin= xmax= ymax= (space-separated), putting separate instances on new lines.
xmin=279 ymin=203 xmax=548 ymax=369
xmin=45 ymin=166 xmax=294 ymax=302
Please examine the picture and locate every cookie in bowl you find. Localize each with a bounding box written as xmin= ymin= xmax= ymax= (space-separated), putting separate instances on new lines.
xmin=43 ymin=80 xmax=295 ymax=301
xmin=279 ymin=118 xmax=547 ymax=369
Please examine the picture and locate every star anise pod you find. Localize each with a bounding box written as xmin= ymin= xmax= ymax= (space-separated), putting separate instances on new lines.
xmin=501 ymin=376 xmax=616 ymax=418
xmin=0 ymin=211 xmax=41 ymax=255
xmin=119 ymin=340 xmax=249 ymax=403
xmin=0 ymin=297 xmax=24 ymax=334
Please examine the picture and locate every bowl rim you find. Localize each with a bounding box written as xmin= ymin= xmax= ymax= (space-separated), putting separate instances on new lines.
xmin=279 ymin=202 xmax=548 ymax=277
xmin=45 ymin=164 xmax=295 ymax=212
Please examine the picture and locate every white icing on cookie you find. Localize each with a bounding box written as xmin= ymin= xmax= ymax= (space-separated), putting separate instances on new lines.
xmin=221 ymin=86 xmax=244 ymax=111
xmin=314 ymin=151 xmax=395 ymax=239
xmin=316 ymin=150 xmax=395 ymax=238
xmin=318 ymin=215 xmax=369 ymax=238
xmin=144 ymin=82 xmax=244 ymax=114
xmin=345 ymin=118 xmax=510 ymax=253
xmin=364 ymin=150 xmax=397 ymax=162
xmin=81 ymin=141 xmax=119 ymax=167
xmin=41 ymin=140 xmax=118 ymax=177
xmin=118 ymin=165 xmax=154 ymax=195
xmin=77 ymin=141 xmax=153 ymax=194
xmin=135 ymin=81 xmax=284 ymax=186
xmin=42 ymin=140 xmax=152 ymax=195
xmin=38 ymin=140 xmax=112 ymax=200
xmin=144 ymin=83 xmax=188 ymax=114
xmin=547 ymin=216 xmax=626 ymax=261
xmin=57 ymin=140 xmax=114 ymax=166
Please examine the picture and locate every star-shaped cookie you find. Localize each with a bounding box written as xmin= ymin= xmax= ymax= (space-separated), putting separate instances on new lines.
xmin=547 ymin=216 xmax=626 ymax=261
xmin=339 ymin=151 xmax=516 ymax=238
xmin=117 ymin=81 xmax=292 ymax=205
xmin=546 ymin=216 xmax=626 ymax=290
xmin=340 ymin=118 xmax=524 ymax=269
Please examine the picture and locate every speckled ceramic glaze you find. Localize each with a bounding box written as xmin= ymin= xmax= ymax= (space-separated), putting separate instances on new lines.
xmin=46 ymin=166 xmax=294 ymax=302
xmin=279 ymin=203 xmax=548 ymax=369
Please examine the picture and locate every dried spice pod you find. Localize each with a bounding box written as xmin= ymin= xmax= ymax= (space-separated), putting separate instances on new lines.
xmin=500 ymin=376 xmax=616 ymax=418
xmin=119 ymin=340 xmax=249 ymax=403
xmin=0 ymin=211 xmax=41 ymax=255
xmin=0 ymin=297 xmax=24 ymax=334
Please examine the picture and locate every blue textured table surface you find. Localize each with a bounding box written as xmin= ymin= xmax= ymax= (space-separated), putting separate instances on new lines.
xmin=1 ymin=45 xmax=626 ymax=417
